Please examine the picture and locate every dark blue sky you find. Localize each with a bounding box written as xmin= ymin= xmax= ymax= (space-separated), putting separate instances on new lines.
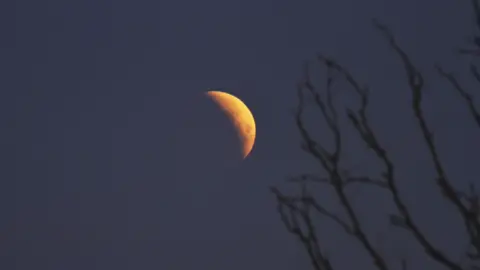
xmin=4 ymin=0 xmax=479 ymax=269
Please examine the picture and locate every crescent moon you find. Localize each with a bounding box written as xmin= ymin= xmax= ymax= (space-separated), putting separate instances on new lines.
xmin=205 ymin=90 xmax=256 ymax=159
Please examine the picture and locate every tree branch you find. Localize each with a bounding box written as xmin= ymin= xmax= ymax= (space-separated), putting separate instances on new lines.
xmin=436 ymin=65 xmax=480 ymax=128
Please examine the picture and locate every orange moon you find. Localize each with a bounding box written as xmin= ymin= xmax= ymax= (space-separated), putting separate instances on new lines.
xmin=205 ymin=90 xmax=256 ymax=159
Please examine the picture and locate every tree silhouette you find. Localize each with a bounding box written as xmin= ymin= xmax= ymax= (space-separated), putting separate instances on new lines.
xmin=271 ymin=1 xmax=480 ymax=269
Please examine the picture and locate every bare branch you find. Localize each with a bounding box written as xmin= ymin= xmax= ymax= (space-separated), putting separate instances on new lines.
xmin=374 ymin=19 xmax=480 ymax=266
xmin=472 ymin=0 xmax=480 ymax=40
xmin=303 ymin=196 xmax=354 ymax=235
xmin=436 ymin=65 xmax=480 ymax=128
xmin=456 ymin=1 xmax=480 ymax=57
xmin=273 ymin=3 xmax=480 ymax=270
xmin=317 ymin=40 xmax=462 ymax=270
xmin=288 ymin=173 xmax=388 ymax=189
xmin=271 ymin=187 xmax=335 ymax=270
xmin=470 ymin=64 xmax=480 ymax=85
xmin=300 ymin=61 xmax=391 ymax=270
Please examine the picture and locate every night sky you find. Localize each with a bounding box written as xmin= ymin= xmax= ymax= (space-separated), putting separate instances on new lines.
xmin=5 ymin=0 xmax=479 ymax=269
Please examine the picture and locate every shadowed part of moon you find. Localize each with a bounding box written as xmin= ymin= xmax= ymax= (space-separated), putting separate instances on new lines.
xmin=206 ymin=90 xmax=256 ymax=159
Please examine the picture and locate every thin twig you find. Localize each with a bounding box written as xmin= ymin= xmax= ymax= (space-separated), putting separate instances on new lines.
xmin=436 ymin=65 xmax=480 ymax=128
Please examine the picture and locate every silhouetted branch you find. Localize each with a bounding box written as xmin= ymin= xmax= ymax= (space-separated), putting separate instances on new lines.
xmin=302 ymin=61 xmax=390 ymax=270
xmin=288 ymin=173 xmax=388 ymax=189
xmin=375 ymin=19 xmax=480 ymax=266
xmin=271 ymin=186 xmax=334 ymax=270
xmin=272 ymin=2 xmax=480 ymax=270
xmin=371 ymin=20 xmax=465 ymax=270
xmin=436 ymin=65 xmax=480 ymax=128
xmin=318 ymin=36 xmax=462 ymax=269
xmin=470 ymin=64 xmax=480 ymax=85
xmin=457 ymin=1 xmax=480 ymax=56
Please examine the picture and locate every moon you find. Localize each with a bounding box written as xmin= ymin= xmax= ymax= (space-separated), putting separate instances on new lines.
xmin=205 ymin=90 xmax=256 ymax=159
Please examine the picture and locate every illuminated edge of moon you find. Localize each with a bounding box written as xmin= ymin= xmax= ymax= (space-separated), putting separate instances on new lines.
xmin=205 ymin=90 xmax=256 ymax=159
